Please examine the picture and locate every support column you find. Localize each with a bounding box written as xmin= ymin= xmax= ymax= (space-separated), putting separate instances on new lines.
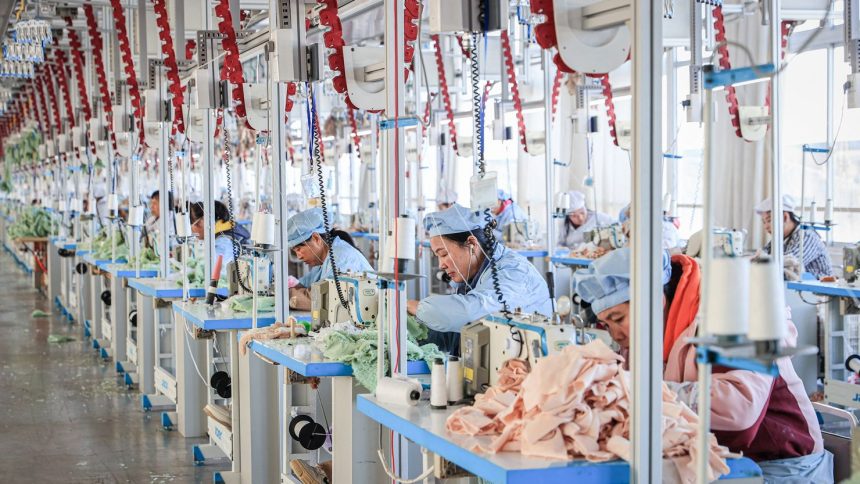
xmin=629 ymin=0 xmax=663 ymax=482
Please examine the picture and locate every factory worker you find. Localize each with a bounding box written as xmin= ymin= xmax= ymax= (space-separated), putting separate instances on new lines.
xmin=188 ymin=200 xmax=250 ymax=264
xmin=286 ymin=208 xmax=372 ymax=309
xmin=619 ymin=203 xmax=682 ymax=251
xmin=145 ymin=190 xmax=175 ymax=244
xmin=573 ymin=248 xmax=831 ymax=483
xmin=756 ymin=195 xmax=833 ymax=279
xmin=559 ymin=190 xmax=616 ymax=248
xmin=437 ymin=187 xmax=457 ymax=211
xmin=407 ymin=204 xmax=553 ymax=354
xmin=91 ymin=183 xmax=108 ymax=227
xmin=493 ymin=189 xmax=527 ymax=231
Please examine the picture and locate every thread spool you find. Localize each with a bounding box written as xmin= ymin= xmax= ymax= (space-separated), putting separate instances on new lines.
xmin=376 ymin=376 xmax=421 ymax=406
xmin=210 ymin=370 xmax=232 ymax=399
xmin=846 ymin=354 xmax=860 ymax=375
xmin=127 ymin=206 xmax=145 ymax=227
xmin=175 ymin=212 xmax=192 ymax=239
xmin=250 ymin=212 xmax=276 ymax=246
xmin=288 ymin=415 xmax=327 ymax=451
xmin=100 ymin=290 xmax=111 ymax=307
xmin=107 ymin=194 xmax=119 ymax=213
xmin=705 ymin=257 xmax=750 ymax=338
xmin=385 ymin=216 xmax=416 ymax=261
xmin=430 ymin=358 xmax=447 ymax=409
xmin=748 ymin=260 xmax=786 ymax=346
xmin=446 ymin=356 xmax=463 ymax=404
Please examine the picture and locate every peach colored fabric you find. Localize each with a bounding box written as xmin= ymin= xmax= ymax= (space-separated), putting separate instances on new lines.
xmin=238 ymin=317 xmax=306 ymax=356
xmin=446 ymin=341 xmax=735 ymax=483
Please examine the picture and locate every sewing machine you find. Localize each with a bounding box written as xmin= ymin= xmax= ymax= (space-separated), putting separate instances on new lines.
xmin=714 ymin=229 xmax=745 ymax=257
xmin=227 ymin=255 xmax=273 ymax=296
xmin=460 ymin=312 xmax=578 ymax=395
xmin=503 ymin=219 xmax=541 ymax=247
xmin=844 ymin=245 xmax=859 ymax=283
xmin=585 ymin=223 xmax=627 ymax=250
xmin=310 ymin=273 xmax=379 ymax=329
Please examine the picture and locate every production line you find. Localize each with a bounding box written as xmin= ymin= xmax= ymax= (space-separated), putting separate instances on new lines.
xmin=2 ymin=0 xmax=860 ymax=482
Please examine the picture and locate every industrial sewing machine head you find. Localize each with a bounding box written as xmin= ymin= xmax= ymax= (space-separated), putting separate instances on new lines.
xmin=713 ymin=228 xmax=745 ymax=257
xmin=460 ymin=310 xmax=582 ymax=395
xmin=844 ymin=245 xmax=860 ymax=283
xmin=585 ymin=223 xmax=627 ymax=250
xmin=228 ymin=254 xmax=274 ymax=297
xmin=503 ymin=219 xmax=541 ymax=247
xmin=310 ymin=272 xmax=379 ymax=330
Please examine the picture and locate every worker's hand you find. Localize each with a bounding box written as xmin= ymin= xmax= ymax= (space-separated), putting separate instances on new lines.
xmin=406 ymin=299 xmax=419 ymax=316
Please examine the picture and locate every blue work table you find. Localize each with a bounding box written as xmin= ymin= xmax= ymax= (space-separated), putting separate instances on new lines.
xmin=127 ymin=278 xmax=227 ymax=299
xmin=247 ymin=335 xmax=429 ymax=377
xmin=173 ymin=300 xmax=279 ymax=331
xmin=357 ymin=395 xmax=762 ymax=483
xmin=550 ymin=256 xmax=595 ymax=267
xmin=786 ymin=279 xmax=860 ymax=298
xmin=103 ymin=262 xmax=159 ymax=279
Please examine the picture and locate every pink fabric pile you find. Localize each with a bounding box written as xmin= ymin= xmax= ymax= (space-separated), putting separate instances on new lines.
xmin=239 ymin=318 xmax=306 ymax=356
xmin=445 ymin=340 xmax=736 ymax=483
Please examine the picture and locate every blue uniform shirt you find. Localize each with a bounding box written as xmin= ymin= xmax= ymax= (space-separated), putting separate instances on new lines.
xmin=417 ymin=244 xmax=553 ymax=333
xmin=298 ymin=236 xmax=373 ymax=287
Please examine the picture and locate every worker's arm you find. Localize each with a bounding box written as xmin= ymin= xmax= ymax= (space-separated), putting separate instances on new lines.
xmin=406 ymin=299 xmax=419 ymax=316
xmin=416 ymin=290 xmax=501 ymax=332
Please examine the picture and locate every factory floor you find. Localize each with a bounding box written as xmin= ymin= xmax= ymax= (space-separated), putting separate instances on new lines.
xmin=0 ymin=253 xmax=226 ymax=483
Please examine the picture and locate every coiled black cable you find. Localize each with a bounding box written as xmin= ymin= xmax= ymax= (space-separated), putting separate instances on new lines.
xmin=310 ymin=89 xmax=348 ymax=310
xmin=219 ymin=111 xmax=245 ymax=290
xmin=470 ymin=27 xmax=511 ymax=322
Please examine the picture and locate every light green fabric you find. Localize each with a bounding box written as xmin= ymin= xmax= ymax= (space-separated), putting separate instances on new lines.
xmin=47 ymin=334 xmax=74 ymax=344
xmin=31 ymin=309 xmax=49 ymax=318
xmin=228 ymin=295 xmax=276 ymax=313
xmin=319 ymin=327 xmax=442 ymax=391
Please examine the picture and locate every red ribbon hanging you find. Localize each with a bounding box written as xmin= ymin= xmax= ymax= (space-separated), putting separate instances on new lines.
xmin=713 ymin=6 xmax=794 ymax=140
xmin=54 ymin=50 xmax=76 ymax=130
xmin=44 ymin=68 xmax=62 ymax=135
xmin=84 ymin=4 xmax=116 ymax=149
xmin=185 ymin=40 xmax=197 ymax=61
xmin=34 ymin=70 xmax=50 ymax=134
xmin=153 ymin=0 xmax=187 ymax=135
xmin=431 ymin=34 xmax=459 ymax=155
xmin=500 ymin=31 xmax=529 ymax=153
xmin=317 ymin=0 xmax=419 ymax=112
xmin=347 ymin=106 xmax=362 ymax=161
xmin=65 ymin=18 xmax=92 ymax=123
xmin=29 ymin=87 xmax=41 ymax=129
xmin=551 ymin=70 xmax=564 ymax=122
xmin=110 ymin=0 xmax=145 ymax=147
xmin=214 ymin=0 xmax=251 ymax=130
xmin=599 ymin=74 xmax=619 ymax=146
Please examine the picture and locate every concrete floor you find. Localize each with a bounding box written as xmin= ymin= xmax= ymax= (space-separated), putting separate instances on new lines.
xmin=0 ymin=253 xmax=227 ymax=483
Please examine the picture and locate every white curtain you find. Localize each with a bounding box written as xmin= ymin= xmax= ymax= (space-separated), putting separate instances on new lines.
xmin=712 ymin=12 xmax=774 ymax=249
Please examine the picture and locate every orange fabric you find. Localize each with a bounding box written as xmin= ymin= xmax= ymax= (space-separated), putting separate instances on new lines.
xmin=663 ymin=254 xmax=700 ymax=362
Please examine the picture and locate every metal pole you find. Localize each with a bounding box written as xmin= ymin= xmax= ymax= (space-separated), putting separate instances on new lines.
xmin=666 ymin=47 xmax=678 ymax=216
xmin=770 ymin=0 xmax=784 ymax=266
xmin=203 ymin=2 xmax=217 ymax=278
xmin=696 ymin=85 xmax=715 ymax=484
xmin=137 ymin=0 xmax=147 ymax=80
xmin=825 ymin=45 xmax=835 ymax=244
xmin=542 ymin=49 xmax=556 ymax=279
xmin=383 ymin=0 xmax=408 ymax=378
xmin=173 ymin=0 xmax=185 ymax=61
xmin=630 ymin=0 xmax=663 ymax=481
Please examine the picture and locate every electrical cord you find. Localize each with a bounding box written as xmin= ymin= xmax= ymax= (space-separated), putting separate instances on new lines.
xmin=309 ymin=87 xmax=348 ymax=310
xmin=219 ymin=111 xmax=248 ymax=293
xmin=469 ymin=29 xmax=511 ymax=322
